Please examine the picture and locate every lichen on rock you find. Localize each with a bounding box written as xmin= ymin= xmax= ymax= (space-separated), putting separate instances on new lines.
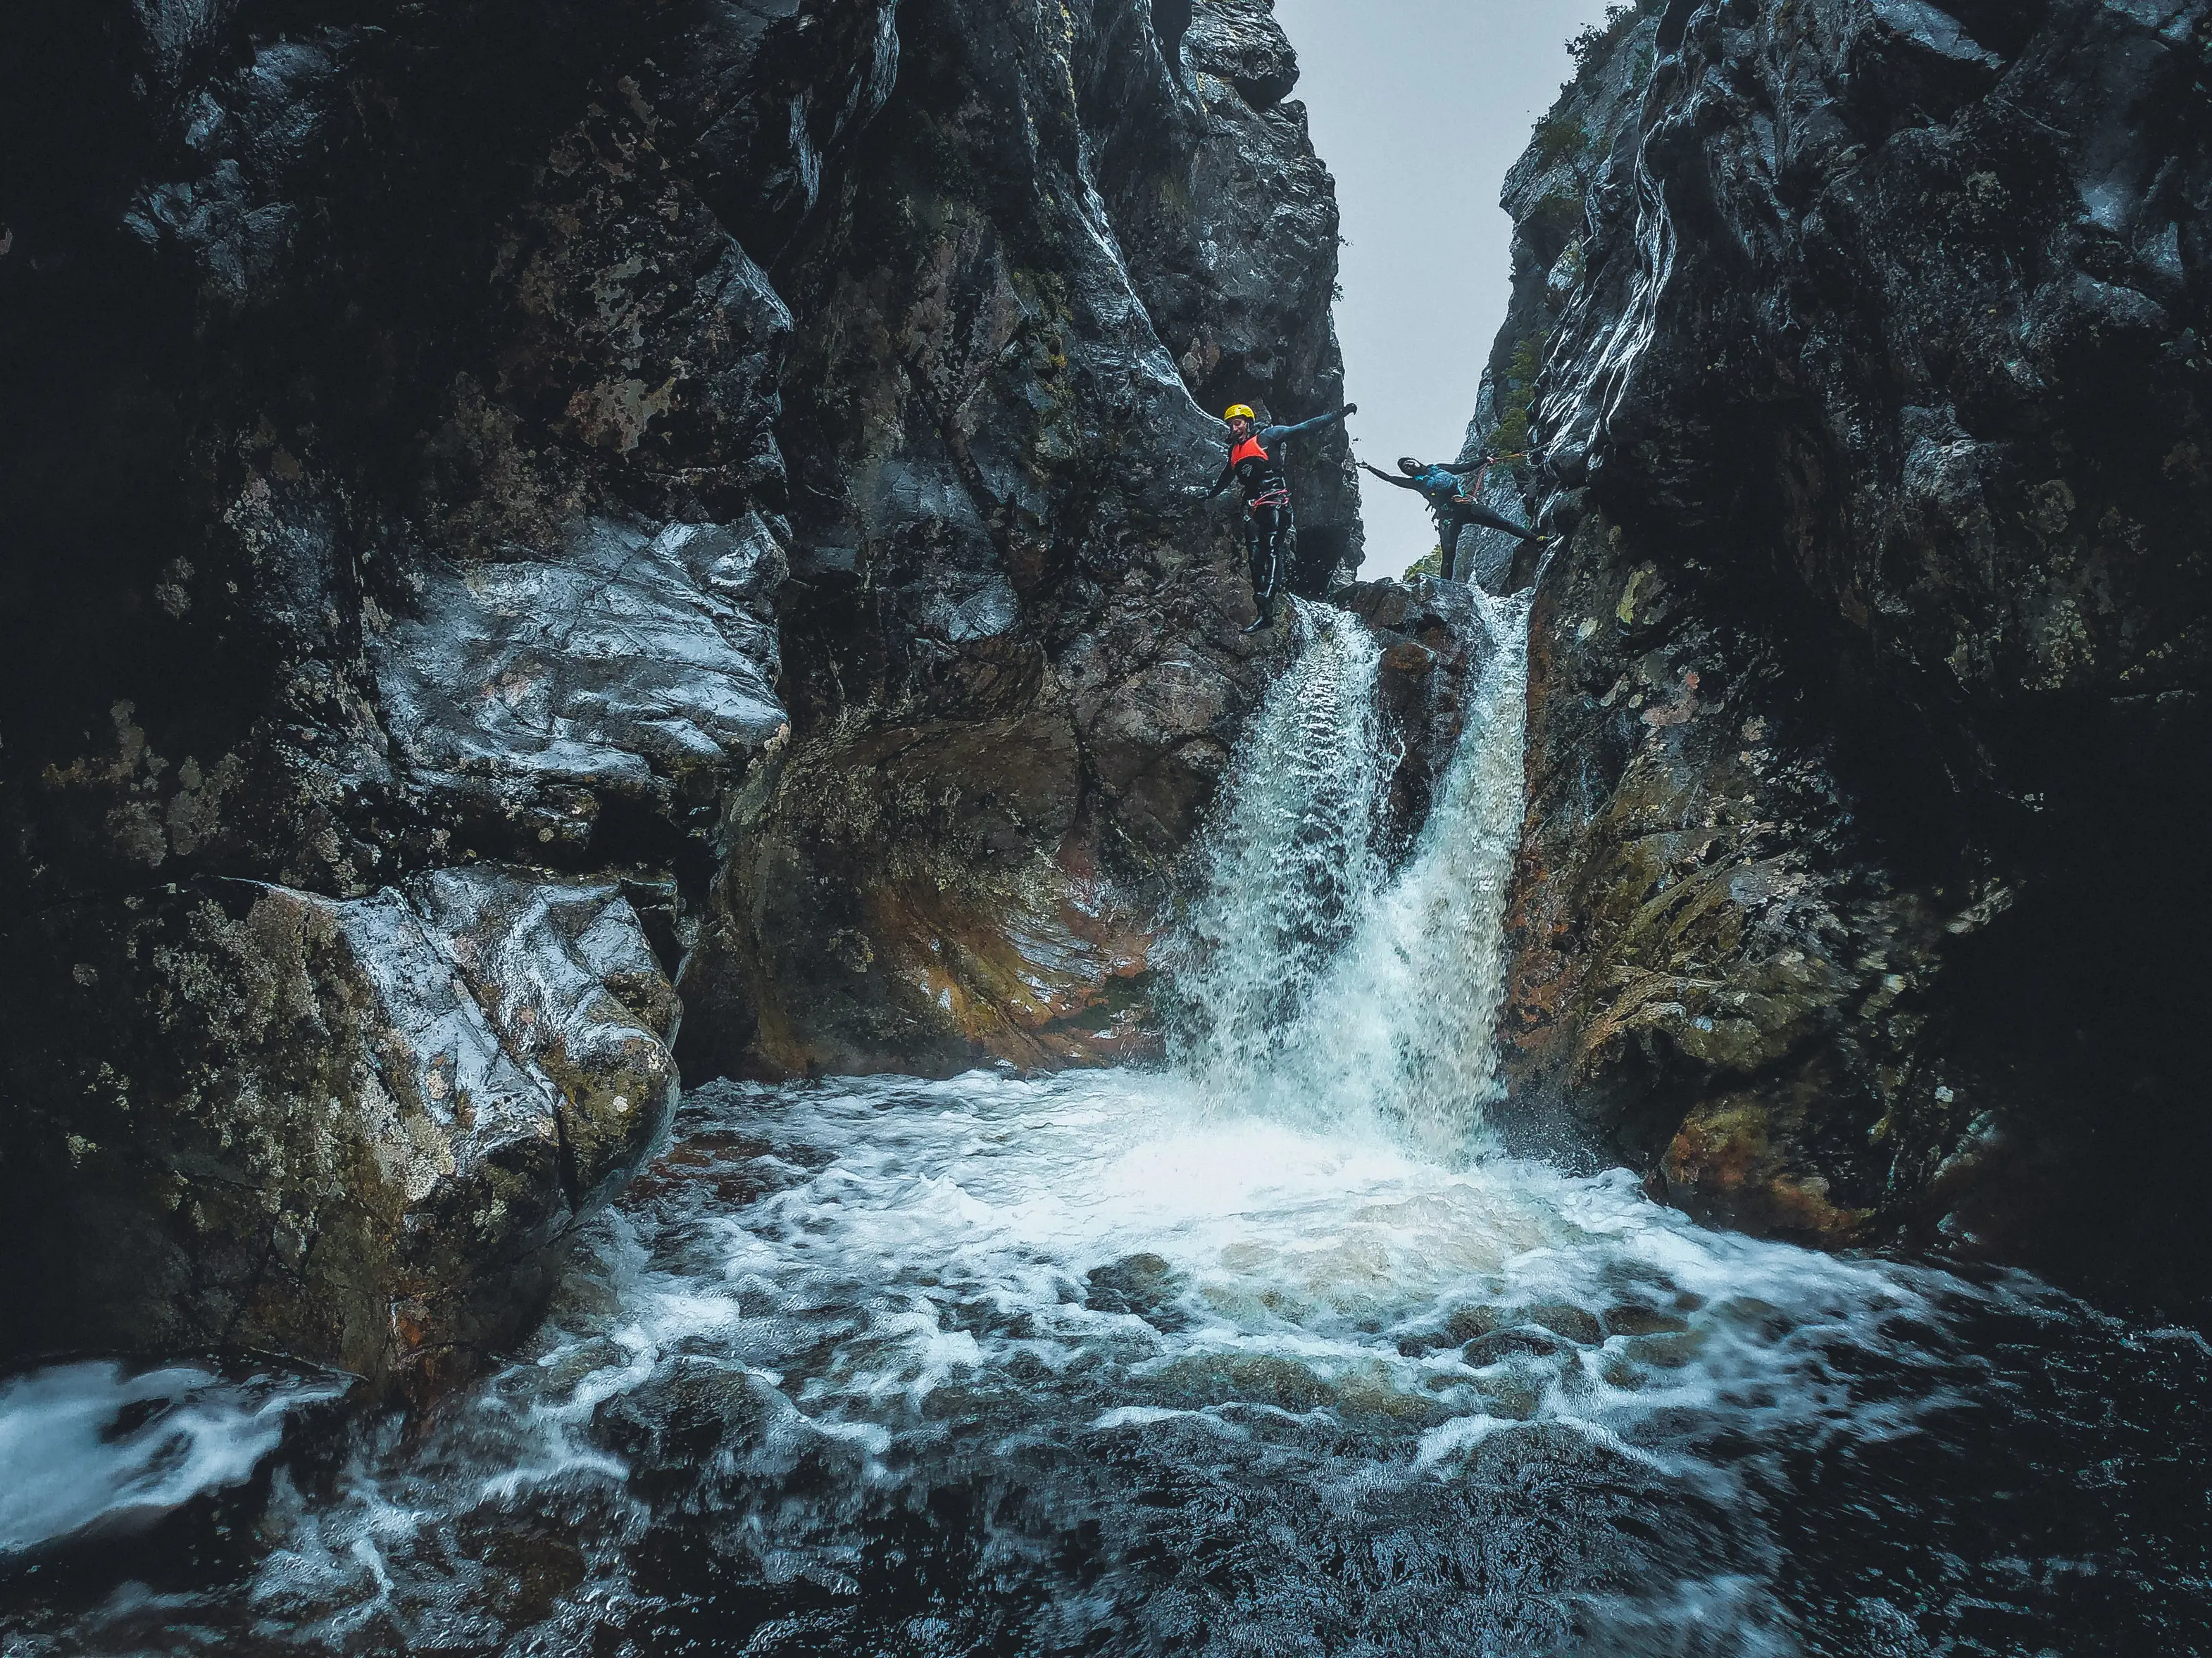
xmin=3 ymin=872 xmax=677 ymax=1402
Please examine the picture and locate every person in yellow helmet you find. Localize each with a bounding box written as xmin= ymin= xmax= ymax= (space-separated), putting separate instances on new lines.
xmin=1188 ymin=400 xmax=1356 ymax=632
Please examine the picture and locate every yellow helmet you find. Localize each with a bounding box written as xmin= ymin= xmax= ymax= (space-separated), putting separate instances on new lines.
xmin=1223 ymin=403 xmax=1256 ymax=422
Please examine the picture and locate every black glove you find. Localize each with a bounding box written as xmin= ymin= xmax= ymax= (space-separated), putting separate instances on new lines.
xmin=1342 ymin=403 xmax=1359 ymax=416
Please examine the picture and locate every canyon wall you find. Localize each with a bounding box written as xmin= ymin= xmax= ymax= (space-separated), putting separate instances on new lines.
xmin=1487 ymin=0 xmax=2211 ymax=1310
xmin=0 ymin=0 xmax=1357 ymax=1394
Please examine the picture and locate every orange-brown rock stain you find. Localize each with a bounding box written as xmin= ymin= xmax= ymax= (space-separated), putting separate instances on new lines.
xmin=1658 ymin=1093 xmax=1875 ymax=1248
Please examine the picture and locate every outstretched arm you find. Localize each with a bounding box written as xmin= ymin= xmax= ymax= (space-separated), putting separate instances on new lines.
xmin=1358 ymin=460 xmax=1423 ymax=492
xmin=1201 ymin=460 xmax=1235 ymax=500
xmin=1264 ymin=402 xmax=1358 ymax=444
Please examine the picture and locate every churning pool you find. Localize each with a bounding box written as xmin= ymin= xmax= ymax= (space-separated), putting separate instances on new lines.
xmin=3 ymin=1067 xmax=2208 ymax=1654
xmin=4 ymin=598 xmax=2206 ymax=1654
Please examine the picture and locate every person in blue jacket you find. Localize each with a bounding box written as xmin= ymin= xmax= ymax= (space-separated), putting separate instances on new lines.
xmin=1194 ymin=401 xmax=1357 ymax=632
xmin=1361 ymin=454 xmax=1543 ymax=580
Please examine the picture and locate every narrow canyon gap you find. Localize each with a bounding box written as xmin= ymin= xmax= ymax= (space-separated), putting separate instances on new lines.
xmin=1 ymin=1 xmax=2209 ymax=1653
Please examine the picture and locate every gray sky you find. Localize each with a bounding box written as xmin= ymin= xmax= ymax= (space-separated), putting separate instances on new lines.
xmin=1271 ymin=0 xmax=1620 ymax=577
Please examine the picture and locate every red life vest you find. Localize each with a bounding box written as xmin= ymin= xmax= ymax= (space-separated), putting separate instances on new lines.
xmin=1228 ymin=434 xmax=1286 ymax=510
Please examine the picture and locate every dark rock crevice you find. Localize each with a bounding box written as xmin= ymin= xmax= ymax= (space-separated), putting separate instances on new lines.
xmin=1152 ymin=0 xmax=1195 ymax=69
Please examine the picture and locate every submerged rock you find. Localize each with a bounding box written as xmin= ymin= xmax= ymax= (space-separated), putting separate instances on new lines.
xmin=1482 ymin=0 xmax=2212 ymax=1297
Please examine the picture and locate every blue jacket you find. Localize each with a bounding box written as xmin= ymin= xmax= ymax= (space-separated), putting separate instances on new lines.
xmin=1366 ymin=458 xmax=1487 ymax=512
xmin=1411 ymin=464 xmax=1475 ymax=504
xmin=1363 ymin=457 xmax=1541 ymax=547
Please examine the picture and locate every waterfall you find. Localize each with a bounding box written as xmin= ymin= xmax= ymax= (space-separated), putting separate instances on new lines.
xmin=1160 ymin=586 xmax=1535 ymax=1160
xmin=1156 ymin=601 xmax=1391 ymax=1090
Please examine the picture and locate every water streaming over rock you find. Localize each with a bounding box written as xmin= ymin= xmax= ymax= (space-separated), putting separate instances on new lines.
xmin=1161 ymin=589 xmax=1533 ymax=1157
xmin=1284 ymin=588 xmax=1531 ymax=1158
xmin=1157 ymin=600 xmax=1392 ymax=1095
xmin=3 ymin=594 xmax=2208 ymax=1655
xmin=0 ymin=1365 xmax=347 ymax=1557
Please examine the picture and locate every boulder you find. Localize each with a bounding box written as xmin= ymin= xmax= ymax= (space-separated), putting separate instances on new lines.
xmin=1 ymin=871 xmax=677 ymax=1402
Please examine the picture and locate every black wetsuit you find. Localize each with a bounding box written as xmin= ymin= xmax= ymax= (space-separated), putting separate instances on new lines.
xmin=1363 ymin=460 xmax=1541 ymax=580
xmin=1205 ymin=408 xmax=1352 ymax=623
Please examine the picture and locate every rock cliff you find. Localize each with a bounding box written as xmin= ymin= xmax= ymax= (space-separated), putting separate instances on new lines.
xmin=1486 ymin=0 xmax=2212 ymax=1309
xmin=0 ymin=0 xmax=1357 ymax=1394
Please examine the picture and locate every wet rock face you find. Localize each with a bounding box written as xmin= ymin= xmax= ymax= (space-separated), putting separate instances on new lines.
xmin=0 ymin=0 xmax=1352 ymax=1383
xmin=1457 ymin=3 xmax=1661 ymax=591
xmin=1493 ymin=0 xmax=2212 ymax=1295
xmin=6 ymin=871 xmax=677 ymax=1405
xmin=682 ymin=0 xmax=1357 ymax=1077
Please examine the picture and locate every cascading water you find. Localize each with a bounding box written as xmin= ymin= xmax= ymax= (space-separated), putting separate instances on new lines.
xmin=4 ymin=593 xmax=2207 ymax=1657
xmin=1162 ymin=590 xmax=1533 ymax=1157
xmin=1283 ymin=588 xmax=1532 ymax=1155
xmin=1157 ymin=600 xmax=1392 ymax=1096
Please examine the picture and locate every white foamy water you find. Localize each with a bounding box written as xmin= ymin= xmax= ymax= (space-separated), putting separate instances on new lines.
xmin=1158 ymin=600 xmax=1391 ymax=1091
xmin=547 ymin=1068 xmax=1954 ymax=1467
xmin=1161 ymin=589 xmax=1532 ymax=1157
xmin=1278 ymin=585 xmax=1534 ymax=1157
xmin=177 ymin=1064 xmax=1995 ymax=1655
xmin=0 ymin=1363 xmax=345 ymax=1556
